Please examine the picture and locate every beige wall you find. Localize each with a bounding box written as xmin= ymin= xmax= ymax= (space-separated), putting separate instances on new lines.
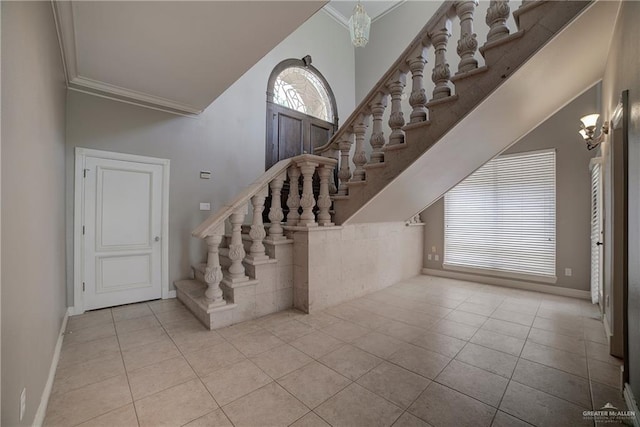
xmin=421 ymin=86 xmax=598 ymax=292
xmin=601 ymin=0 xmax=640 ymax=398
xmin=293 ymin=223 xmax=424 ymax=313
xmin=1 ymin=2 xmax=68 ymax=425
xmin=65 ymin=11 xmax=356 ymax=306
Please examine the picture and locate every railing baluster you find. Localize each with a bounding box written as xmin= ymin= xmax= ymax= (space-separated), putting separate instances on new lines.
xmin=248 ymin=186 xmax=269 ymax=260
xmin=286 ymin=165 xmax=301 ymax=225
xmin=387 ymin=72 xmax=406 ymax=145
xmin=369 ymin=93 xmax=388 ymax=163
xmin=352 ymin=114 xmax=369 ymax=181
xmin=204 ymin=227 xmax=225 ymax=307
xmin=407 ymin=45 xmax=428 ymax=123
xmin=430 ymin=17 xmax=452 ymax=100
xmin=337 ymin=134 xmax=353 ymax=195
xmin=227 ymin=205 xmax=248 ymax=282
xmin=456 ymin=0 xmax=479 ymax=73
xmin=486 ymin=0 xmax=510 ymax=43
xmin=297 ymin=160 xmax=318 ymax=227
xmin=317 ymin=164 xmax=335 ymax=226
xmin=267 ymin=172 xmax=286 ymax=240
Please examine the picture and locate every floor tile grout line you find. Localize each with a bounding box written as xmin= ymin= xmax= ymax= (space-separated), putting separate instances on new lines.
xmin=113 ymin=306 xmax=142 ymax=427
xmin=138 ymin=301 xmax=226 ymax=424
xmin=489 ymin=297 xmax=539 ymax=426
xmin=54 ymin=281 xmax=610 ymax=427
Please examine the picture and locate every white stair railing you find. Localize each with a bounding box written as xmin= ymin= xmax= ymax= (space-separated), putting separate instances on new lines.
xmin=191 ymin=154 xmax=337 ymax=309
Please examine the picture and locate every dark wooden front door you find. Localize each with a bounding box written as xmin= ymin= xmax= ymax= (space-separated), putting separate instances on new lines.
xmin=266 ymin=102 xmax=336 ymax=170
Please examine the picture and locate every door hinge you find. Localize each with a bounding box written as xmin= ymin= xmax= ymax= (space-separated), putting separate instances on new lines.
xmin=82 ymin=226 xmax=85 ymax=235
xmin=83 ymin=168 xmax=89 ymax=178
xmin=82 ymin=282 xmax=85 ymax=292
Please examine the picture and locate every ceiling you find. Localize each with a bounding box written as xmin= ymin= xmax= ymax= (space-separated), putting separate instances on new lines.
xmin=323 ymin=1 xmax=404 ymax=26
xmin=54 ymin=1 xmax=326 ymax=115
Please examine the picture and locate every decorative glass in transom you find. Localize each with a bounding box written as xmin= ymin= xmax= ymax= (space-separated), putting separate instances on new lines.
xmin=273 ymin=67 xmax=333 ymax=122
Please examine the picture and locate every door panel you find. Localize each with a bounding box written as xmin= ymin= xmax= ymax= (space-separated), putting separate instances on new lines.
xmin=97 ymin=254 xmax=152 ymax=291
xmin=310 ymin=122 xmax=332 ymax=152
xmin=98 ymin=168 xmax=152 ymax=248
xmin=266 ymin=102 xmax=336 ymax=169
xmin=278 ymin=113 xmax=304 ymax=160
xmin=84 ymin=156 xmax=163 ymax=310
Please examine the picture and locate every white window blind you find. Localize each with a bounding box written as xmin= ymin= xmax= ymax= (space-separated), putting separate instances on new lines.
xmin=444 ymin=150 xmax=556 ymax=279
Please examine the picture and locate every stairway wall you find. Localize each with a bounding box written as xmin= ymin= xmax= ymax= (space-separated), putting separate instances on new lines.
xmin=292 ymin=222 xmax=424 ymax=313
xmin=65 ymin=11 xmax=356 ymax=306
xmin=421 ymin=85 xmax=598 ymax=293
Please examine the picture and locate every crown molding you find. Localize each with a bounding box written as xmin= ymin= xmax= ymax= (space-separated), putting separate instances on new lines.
xmin=322 ymin=1 xmax=407 ymax=30
xmin=69 ymin=76 xmax=202 ymax=115
xmin=372 ymin=0 xmax=406 ymax=23
xmin=51 ymin=0 xmax=201 ymax=116
xmin=322 ymin=5 xmax=349 ymax=29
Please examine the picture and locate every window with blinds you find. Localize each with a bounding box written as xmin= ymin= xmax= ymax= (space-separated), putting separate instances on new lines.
xmin=444 ymin=150 xmax=556 ymax=280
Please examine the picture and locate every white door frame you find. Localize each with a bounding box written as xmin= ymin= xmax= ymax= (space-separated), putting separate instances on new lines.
xmin=74 ymin=148 xmax=170 ymax=314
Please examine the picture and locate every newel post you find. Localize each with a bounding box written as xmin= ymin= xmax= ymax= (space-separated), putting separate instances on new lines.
xmin=204 ymin=226 xmax=225 ymax=307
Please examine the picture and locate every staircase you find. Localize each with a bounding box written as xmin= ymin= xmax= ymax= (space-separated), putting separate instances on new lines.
xmin=176 ymin=0 xmax=619 ymax=330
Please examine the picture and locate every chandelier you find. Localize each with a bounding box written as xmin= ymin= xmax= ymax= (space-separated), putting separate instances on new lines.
xmin=349 ymin=1 xmax=371 ymax=47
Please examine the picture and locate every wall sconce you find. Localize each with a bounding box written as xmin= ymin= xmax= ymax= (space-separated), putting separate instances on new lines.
xmin=579 ymin=113 xmax=609 ymax=150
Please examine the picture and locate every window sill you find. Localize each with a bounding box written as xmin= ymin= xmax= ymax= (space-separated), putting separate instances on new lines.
xmin=442 ymin=263 xmax=557 ymax=284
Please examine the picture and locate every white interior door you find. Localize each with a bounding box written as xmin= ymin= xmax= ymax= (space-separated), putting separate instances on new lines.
xmin=590 ymin=160 xmax=604 ymax=305
xmin=82 ymin=156 xmax=164 ymax=310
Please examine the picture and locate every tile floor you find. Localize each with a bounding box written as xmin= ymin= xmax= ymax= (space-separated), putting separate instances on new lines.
xmin=44 ymin=275 xmax=629 ymax=427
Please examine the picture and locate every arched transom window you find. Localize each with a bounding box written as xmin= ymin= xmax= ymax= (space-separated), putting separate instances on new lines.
xmin=272 ymin=66 xmax=333 ymax=122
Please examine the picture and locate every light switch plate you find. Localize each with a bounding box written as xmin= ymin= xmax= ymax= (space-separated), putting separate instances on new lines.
xmin=427 ymin=254 xmax=432 ymax=260
xmin=199 ymin=203 xmax=211 ymax=211
xmin=564 ymin=268 xmax=572 ymax=277
xmin=434 ymin=254 xmax=439 ymax=261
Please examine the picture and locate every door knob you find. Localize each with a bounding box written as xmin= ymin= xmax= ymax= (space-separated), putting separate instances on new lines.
xmin=155 ymin=236 xmax=160 ymax=242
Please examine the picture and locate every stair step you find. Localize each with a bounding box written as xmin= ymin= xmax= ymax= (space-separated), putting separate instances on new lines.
xmin=175 ymin=279 xmax=237 ymax=330
xmin=382 ymin=142 xmax=409 ymax=153
xmin=363 ymin=162 xmax=386 ymax=170
xmin=512 ymin=1 xmax=548 ymax=31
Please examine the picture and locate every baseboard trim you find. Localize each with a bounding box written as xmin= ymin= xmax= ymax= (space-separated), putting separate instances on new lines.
xmin=623 ymin=383 xmax=640 ymax=427
xmin=66 ymin=306 xmax=82 ymax=316
xmin=603 ymin=315 xmax=613 ymax=341
xmin=33 ymin=307 xmax=70 ymax=426
xmin=421 ymin=268 xmax=591 ymax=299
